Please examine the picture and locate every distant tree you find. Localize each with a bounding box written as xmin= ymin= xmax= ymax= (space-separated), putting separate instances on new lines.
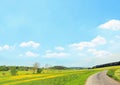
xmin=25 ymin=67 xmax=30 ymax=71
xmin=45 ymin=64 xmax=49 ymax=69
xmin=10 ymin=67 xmax=17 ymax=76
xmin=33 ymin=62 xmax=40 ymax=74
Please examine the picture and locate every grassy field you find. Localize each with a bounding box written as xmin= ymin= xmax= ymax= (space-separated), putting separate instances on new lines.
xmin=0 ymin=66 xmax=120 ymax=85
xmin=0 ymin=69 xmax=100 ymax=85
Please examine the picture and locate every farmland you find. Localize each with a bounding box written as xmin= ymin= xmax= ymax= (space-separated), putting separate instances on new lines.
xmin=0 ymin=69 xmax=99 ymax=85
xmin=0 ymin=66 xmax=120 ymax=85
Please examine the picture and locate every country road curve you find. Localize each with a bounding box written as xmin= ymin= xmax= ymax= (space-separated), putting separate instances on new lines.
xmin=85 ymin=71 xmax=120 ymax=85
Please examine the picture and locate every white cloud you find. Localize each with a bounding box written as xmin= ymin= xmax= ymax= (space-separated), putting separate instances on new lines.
xmin=3 ymin=45 xmax=10 ymax=50
xmin=44 ymin=52 xmax=70 ymax=58
xmin=25 ymin=51 xmax=39 ymax=57
xmin=99 ymin=19 xmax=120 ymax=31
xmin=70 ymin=36 xmax=106 ymax=50
xmin=108 ymin=35 xmax=120 ymax=52
xmin=0 ymin=45 xmax=14 ymax=51
xmin=55 ymin=46 xmax=64 ymax=51
xmin=88 ymin=48 xmax=112 ymax=57
xmin=20 ymin=41 xmax=40 ymax=48
xmin=92 ymin=36 xmax=106 ymax=45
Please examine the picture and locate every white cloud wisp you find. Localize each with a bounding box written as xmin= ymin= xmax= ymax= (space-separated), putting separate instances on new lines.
xmin=70 ymin=36 xmax=106 ymax=50
xmin=99 ymin=19 xmax=120 ymax=31
xmin=20 ymin=41 xmax=40 ymax=48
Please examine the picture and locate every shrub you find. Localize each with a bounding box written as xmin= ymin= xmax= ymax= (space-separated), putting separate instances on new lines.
xmin=2 ymin=73 xmax=6 ymax=76
xmin=37 ymin=68 xmax=43 ymax=74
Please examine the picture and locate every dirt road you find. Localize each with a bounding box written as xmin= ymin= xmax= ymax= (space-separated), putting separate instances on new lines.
xmin=85 ymin=71 xmax=120 ymax=85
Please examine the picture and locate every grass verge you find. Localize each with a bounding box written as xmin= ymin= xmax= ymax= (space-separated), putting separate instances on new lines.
xmin=107 ymin=67 xmax=120 ymax=82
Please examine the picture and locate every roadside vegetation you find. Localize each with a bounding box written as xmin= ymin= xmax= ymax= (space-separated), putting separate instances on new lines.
xmin=107 ymin=66 xmax=120 ymax=82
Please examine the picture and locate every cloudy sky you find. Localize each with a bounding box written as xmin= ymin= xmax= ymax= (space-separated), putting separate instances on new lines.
xmin=0 ymin=0 xmax=120 ymax=67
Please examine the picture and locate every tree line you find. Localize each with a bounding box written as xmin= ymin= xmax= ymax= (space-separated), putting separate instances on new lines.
xmin=0 ymin=62 xmax=43 ymax=76
xmin=93 ymin=61 xmax=120 ymax=68
xmin=0 ymin=63 xmax=70 ymax=76
xmin=0 ymin=65 xmax=32 ymax=71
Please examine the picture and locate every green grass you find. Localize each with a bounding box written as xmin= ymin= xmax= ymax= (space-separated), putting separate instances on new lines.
xmin=0 ymin=69 xmax=99 ymax=85
xmin=16 ymin=70 xmax=99 ymax=85
xmin=114 ymin=69 xmax=120 ymax=81
xmin=107 ymin=66 xmax=120 ymax=81
xmin=107 ymin=69 xmax=115 ymax=77
xmin=65 ymin=70 xmax=98 ymax=85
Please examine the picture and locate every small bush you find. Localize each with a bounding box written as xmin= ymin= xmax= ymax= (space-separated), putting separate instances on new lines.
xmin=2 ymin=73 xmax=6 ymax=76
xmin=37 ymin=68 xmax=43 ymax=74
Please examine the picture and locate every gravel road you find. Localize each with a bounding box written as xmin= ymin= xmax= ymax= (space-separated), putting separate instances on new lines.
xmin=85 ymin=71 xmax=120 ymax=85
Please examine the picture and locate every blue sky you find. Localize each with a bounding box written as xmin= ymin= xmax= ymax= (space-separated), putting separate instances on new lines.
xmin=0 ymin=0 xmax=120 ymax=67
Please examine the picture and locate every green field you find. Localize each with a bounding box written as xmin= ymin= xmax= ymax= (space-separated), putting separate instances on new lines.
xmin=0 ymin=69 xmax=99 ymax=85
xmin=0 ymin=66 xmax=120 ymax=85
